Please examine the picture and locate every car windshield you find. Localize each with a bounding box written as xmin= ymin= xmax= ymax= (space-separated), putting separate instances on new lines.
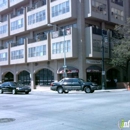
xmin=59 ymin=79 xmax=64 ymax=83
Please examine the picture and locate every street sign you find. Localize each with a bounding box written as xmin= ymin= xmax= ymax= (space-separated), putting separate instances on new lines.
xmin=102 ymin=71 xmax=105 ymax=75
xmin=104 ymin=36 xmax=108 ymax=43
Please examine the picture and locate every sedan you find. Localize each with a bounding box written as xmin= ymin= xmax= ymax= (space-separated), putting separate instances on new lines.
xmin=0 ymin=81 xmax=31 ymax=94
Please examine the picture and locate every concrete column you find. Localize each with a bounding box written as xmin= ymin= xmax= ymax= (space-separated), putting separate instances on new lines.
xmin=53 ymin=60 xmax=58 ymax=81
xmin=77 ymin=0 xmax=86 ymax=81
xmin=0 ymin=67 xmax=2 ymax=83
xmin=13 ymin=65 xmax=17 ymax=82
xmin=30 ymin=63 xmax=35 ymax=89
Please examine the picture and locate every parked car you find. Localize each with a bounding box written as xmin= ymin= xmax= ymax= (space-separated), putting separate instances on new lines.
xmin=0 ymin=81 xmax=31 ymax=94
xmin=50 ymin=78 xmax=99 ymax=94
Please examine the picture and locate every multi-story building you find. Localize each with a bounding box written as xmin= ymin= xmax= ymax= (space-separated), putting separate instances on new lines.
xmin=0 ymin=0 xmax=129 ymax=89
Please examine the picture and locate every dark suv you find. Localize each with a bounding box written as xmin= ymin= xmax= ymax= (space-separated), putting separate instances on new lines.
xmin=51 ymin=78 xmax=98 ymax=94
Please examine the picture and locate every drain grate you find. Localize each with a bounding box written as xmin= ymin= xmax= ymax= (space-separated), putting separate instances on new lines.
xmin=0 ymin=118 xmax=15 ymax=123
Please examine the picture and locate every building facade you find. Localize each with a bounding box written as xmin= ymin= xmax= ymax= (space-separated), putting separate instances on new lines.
xmin=0 ymin=0 xmax=129 ymax=89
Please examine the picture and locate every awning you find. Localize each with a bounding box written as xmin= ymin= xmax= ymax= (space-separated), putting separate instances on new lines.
xmin=87 ymin=65 xmax=102 ymax=72
xmin=57 ymin=66 xmax=79 ymax=74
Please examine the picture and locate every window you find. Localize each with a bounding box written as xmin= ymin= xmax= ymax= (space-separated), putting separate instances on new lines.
xmin=28 ymin=45 xmax=46 ymax=57
xmin=0 ymin=0 xmax=7 ymax=8
xmin=0 ymin=52 xmax=7 ymax=61
xmin=52 ymin=40 xmax=71 ymax=54
xmin=11 ymin=49 xmax=24 ymax=60
xmin=0 ymin=24 xmax=7 ymax=34
xmin=11 ymin=18 xmax=23 ymax=31
xmin=93 ymin=39 xmax=102 ymax=52
xmin=51 ymin=0 xmax=70 ymax=17
xmin=28 ymin=10 xmax=46 ymax=25
xmin=111 ymin=7 xmax=124 ymax=21
xmin=91 ymin=0 xmax=107 ymax=15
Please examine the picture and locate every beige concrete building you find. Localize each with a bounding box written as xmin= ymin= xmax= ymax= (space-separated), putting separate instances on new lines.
xmin=0 ymin=0 xmax=129 ymax=89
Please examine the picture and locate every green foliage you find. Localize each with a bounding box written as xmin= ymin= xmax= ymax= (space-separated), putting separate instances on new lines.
xmin=110 ymin=18 xmax=130 ymax=69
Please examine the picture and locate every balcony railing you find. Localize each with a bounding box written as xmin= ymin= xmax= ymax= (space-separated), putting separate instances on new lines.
xmin=0 ymin=46 xmax=8 ymax=50
xmin=51 ymin=0 xmax=57 ymax=2
xmin=52 ymin=28 xmax=71 ymax=39
xmin=11 ymin=10 xmax=23 ymax=18
xmin=111 ymin=0 xmax=123 ymax=6
xmin=11 ymin=42 xmax=24 ymax=47
xmin=28 ymin=34 xmax=47 ymax=44
xmin=27 ymin=0 xmax=46 ymax=12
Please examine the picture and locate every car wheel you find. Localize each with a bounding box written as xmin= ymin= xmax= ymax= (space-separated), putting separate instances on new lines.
xmin=91 ymin=90 xmax=94 ymax=93
xmin=25 ymin=92 xmax=29 ymax=94
xmin=0 ymin=89 xmax=3 ymax=94
xmin=57 ymin=87 xmax=63 ymax=94
xmin=84 ymin=87 xmax=91 ymax=93
xmin=12 ymin=89 xmax=16 ymax=94
xmin=64 ymin=90 xmax=69 ymax=94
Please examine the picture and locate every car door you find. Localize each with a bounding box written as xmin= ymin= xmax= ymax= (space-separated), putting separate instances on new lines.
xmin=2 ymin=82 xmax=9 ymax=92
xmin=71 ymin=78 xmax=82 ymax=90
xmin=62 ymin=78 xmax=72 ymax=90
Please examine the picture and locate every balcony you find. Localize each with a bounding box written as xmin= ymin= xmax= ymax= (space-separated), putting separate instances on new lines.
xmin=50 ymin=27 xmax=77 ymax=60
xmin=27 ymin=4 xmax=47 ymax=30
xmin=0 ymin=0 xmax=8 ymax=12
xmin=85 ymin=26 xmax=109 ymax=58
xmin=10 ymin=40 xmax=26 ymax=65
xmin=50 ymin=0 xmax=77 ymax=23
xmin=27 ymin=34 xmax=49 ymax=62
xmin=85 ymin=0 xmax=108 ymax=21
xmin=10 ymin=0 xmax=24 ymax=7
xmin=0 ymin=21 xmax=9 ymax=39
xmin=27 ymin=0 xmax=46 ymax=12
xmin=0 ymin=47 xmax=9 ymax=66
xmin=10 ymin=14 xmax=25 ymax=35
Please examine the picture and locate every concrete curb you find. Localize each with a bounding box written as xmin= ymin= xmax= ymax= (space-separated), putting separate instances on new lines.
xmin=32 ymin=87 xmax=128 ymax=93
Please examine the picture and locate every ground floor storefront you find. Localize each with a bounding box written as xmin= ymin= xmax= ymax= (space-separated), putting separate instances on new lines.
xmin=0 ymin=59 xmax=126 ymax=89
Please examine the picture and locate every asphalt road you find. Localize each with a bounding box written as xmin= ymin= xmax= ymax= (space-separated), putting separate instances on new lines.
xmin=0 ymin=90 xmax=130 ymax=130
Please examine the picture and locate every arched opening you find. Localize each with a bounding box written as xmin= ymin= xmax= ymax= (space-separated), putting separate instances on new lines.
xmin=106 ymin=68 xmax=120 ymax=89
xmin=86 ymin=65 xmax=102 ymax=85
xmin=18 ymin=71 xmax=31 ymax=85
xmin=35 ymin=68 xmax=54 ymax=86
xmin=3 ymin=72 xmax=14 ymax=82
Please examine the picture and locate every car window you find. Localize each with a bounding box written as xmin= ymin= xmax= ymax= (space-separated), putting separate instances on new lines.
xmin=2 ymin=82 xmax=9 ymax=87
xmin=64 ymin=79 xmax=73 ymax=83
xmin=10 ymin=82 xmax=17 ymax=86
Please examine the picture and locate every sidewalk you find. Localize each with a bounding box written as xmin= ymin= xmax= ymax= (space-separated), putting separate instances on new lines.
xmin=32 ymin=86 xmax=128 ymax=93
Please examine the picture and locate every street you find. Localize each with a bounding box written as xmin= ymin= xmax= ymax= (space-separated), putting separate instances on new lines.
xmin=0 ymin=90 xmax=130 ymax=130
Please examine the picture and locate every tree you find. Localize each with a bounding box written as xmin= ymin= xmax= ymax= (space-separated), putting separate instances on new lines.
xmin=110 ymin=18 xmax=130 ymax=81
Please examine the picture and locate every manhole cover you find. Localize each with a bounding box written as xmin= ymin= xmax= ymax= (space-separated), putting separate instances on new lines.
xmin=0 ymin=118 xmax=15 ymax=123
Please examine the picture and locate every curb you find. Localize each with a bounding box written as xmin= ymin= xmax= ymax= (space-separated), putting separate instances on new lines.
xmin=32 ymin=88 xmax=127 ymax=93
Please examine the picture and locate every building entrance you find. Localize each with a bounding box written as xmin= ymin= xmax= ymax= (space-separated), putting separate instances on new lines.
xmin=35 ymin=68 xmax=54 ymax=86
xmin=18 ymin=71 xmax=31 ymax=85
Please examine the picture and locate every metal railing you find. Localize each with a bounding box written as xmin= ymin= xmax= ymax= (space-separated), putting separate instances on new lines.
xmin=11 ymin=42 xmax=24 ymax=47
xmin=0 ymin=46 xmax=8 ymax=50
xmin=28 ymin=34 xmax=47 ymax=44
xmin=27 ymin=0 xmax=46 ymax=12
